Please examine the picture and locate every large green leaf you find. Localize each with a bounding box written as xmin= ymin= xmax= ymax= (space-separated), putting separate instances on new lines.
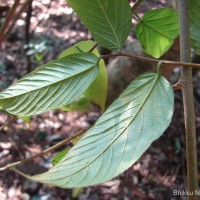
xmin=59 ymin=40 xmax=108 ymax=111
xmin=0 ymin=53 xmax=99 ymax=116
xmin=28 ymin=72 xmax=174 ymax=188
xmin=135 ymin=8 xmax=179 ymax=58
xmin=189 ymin=0 xmax=200 ymax=55
xmin=66 ymin=0 xmax=132 ymax=50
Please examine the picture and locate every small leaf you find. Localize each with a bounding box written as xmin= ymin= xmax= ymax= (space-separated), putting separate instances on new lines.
xmin=0 ymin=53 xmax=99 ymax=116
xmin=189 ymin=0 xmax=200 ymax=55
xmin=60 ymin=96 xmax=91 ymax=112
xmin=52 ymin=135 xmax=83 ymax=166
xmin=175 ymin=138 xmax=181 ymax=151
xmin=59 ymin=40 xmax=108 ymax=111
xmin=72 ymin=188 xmax=84 ymax=198
xmin=18 ymin=116 xmax=31 ymax=123
xmin=59 ymin=40 xmax=95 ymax=58
xmin=66 ymin=0 xmax=132 ymax=50
xmin=52 ymin=149 xmax=70 ymax=166
xmin=29 ymin=72 xmax=174 ymax=188
xmin=135 ymin=8 xmax=179 ymax=58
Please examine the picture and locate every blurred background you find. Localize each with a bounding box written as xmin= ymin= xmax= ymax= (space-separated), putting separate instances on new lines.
xmin=0 ymin=0 xmax=200 ymax=199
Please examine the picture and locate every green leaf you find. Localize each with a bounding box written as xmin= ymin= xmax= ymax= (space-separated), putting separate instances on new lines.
xmin=52 ymin=134 xmax=83 ymax=166
xmin=72 ymin=188 xmax=84 ymax=198
xmin=66 ymin=0 xmax=132 ymax=50
xmin=29 ymin=72 xmax=174 ymax=188
xmin=0 ymin=53 xmax=99 ymax=116
xmin=60 ymin=96 xmax=91 ymax=112
xmin=18 ymin=116 xmax=31 ymax=123
xmin=59 ymin=41 xmax=96 ymax=58
xmin=84 ymin=64 xmax=107 ymax=111
xmin=175 ymin=138 xmax=181 ymax=151
xmin=59 ymin=40 xmax=108 ymax=111
xmin=52 ymin=149 xmax=70 ymax=166
xmin=189 ymin=0 xmax=200 ymax=55
xmin=135 ymin=8 xmax=179 ymax=58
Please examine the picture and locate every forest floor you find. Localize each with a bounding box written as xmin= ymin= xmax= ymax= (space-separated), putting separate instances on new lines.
xmin=0 ymin=0 xmax=200 ymax=200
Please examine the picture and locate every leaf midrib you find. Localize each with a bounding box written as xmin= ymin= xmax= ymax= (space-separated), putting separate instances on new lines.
xmin=97 ymin=0 xmax=120 ymax=47
xmin=93 ymin=74 xmax=159 ymax=157
xmin=0 ymin=64 xmax=98 ymax=100
xmin=141 ymin=20 xmax=175 ymax=40
xmin=42 ymin=74 xmax=160 ymax=183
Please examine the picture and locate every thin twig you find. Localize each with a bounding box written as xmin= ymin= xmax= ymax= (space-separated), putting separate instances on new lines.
xmin=172 ymin=82 xmax=182 ymax=90
xmin=132 ymin=10 xmax=142 ymax=21
xmin=5 ymin=0 xmax=31 ymax=43
xmin=100 ymin=52 xmax=200 ymax=69
xmin=0 ymin=116 xmax=17 ymax=131
xmin=0 ymin=129 xmax=87 ymax=172
xmin=88 ymin=42 xmax=98 ymax=52
xmin=0 ymin=0 xmax=21 ymax=45
xmin=25 ymin=0 xmax=33 ymax=73
xmin=131 ymin=0 xmax=143 ymax=13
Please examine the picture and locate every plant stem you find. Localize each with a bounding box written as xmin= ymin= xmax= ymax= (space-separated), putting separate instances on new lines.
xmin=101 ymin=53 xmax=200 ymax=69
xmin=25 ymin=0 xmax=33 ymax=73
xmin=178 ymin=0 xmax=198 ymax=198
xmin=88 ymin=42 xmax=98 ymax=52
xmin=0 ymin=116 xmax=17 ymax=131
xmin=0 ymin=0 xmax=21 ymax=46
xmin=172 ymin=82 xmax=182 ymax=90
xmin=3 ymin=0 xmax=31 ymax=43
xmin=0 ymin=129 xmax=86 ymax=172
xmin=131 ymin=0 xmax=143 ymax=12
xmin=132 ymin=10 xmax=142 ymax=22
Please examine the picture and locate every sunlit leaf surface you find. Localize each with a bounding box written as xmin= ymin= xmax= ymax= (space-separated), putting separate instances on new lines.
xmin=67 ymin=0 xmax=132 ymax=50
xmin=136 ymin=8 xmax=179 ymax=58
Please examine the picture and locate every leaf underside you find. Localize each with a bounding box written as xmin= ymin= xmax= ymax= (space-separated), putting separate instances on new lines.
xmin=59 ymin=40 xmax=108 ymax=111
xmin=66 ymin=0 xmax=132 ymax=50
xmin=30 ymin=72 xmax=174 ymax=188
xmin=135 ymin=7 xmax=179 ymax=58
xmin=189 ymin=0 xmax=200 ymax=55
xmin=0 ymin=53 xmax=99 ymax=116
